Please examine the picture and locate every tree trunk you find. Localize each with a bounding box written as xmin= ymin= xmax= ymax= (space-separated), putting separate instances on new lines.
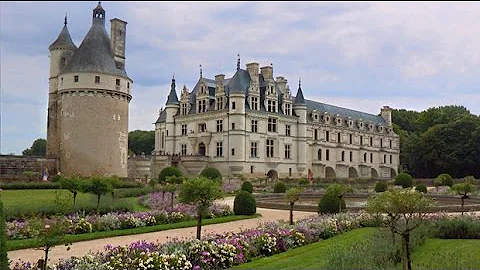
xmin=196 ymin=210 xmax=202 ymax=240
xmin=73 ymin=192 xmax=77 ymax=206
xmin=96 ymin=195 xmax=101 ymax=212
xmin=402 ymin=233 xmax=412 ymax=270
xmin=170 ymin=192 xmax=174 ymax=209
xmin=44 ymin=247 xmax=49 ymax=270
xmin=461 ymin=197 xmax=464 ymax=216
xmin=290 ymin=202 xmax=294 ymax=225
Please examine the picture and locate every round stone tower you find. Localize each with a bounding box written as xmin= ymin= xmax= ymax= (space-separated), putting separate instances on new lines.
xmin=48 ymin=2 xmax=132 ymax=177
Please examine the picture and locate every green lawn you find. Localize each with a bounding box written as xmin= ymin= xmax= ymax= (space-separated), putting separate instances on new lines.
xmin=412 ymin=238 xmax=480 ymax=269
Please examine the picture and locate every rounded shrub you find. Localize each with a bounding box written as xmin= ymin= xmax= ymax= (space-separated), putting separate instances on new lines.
xmin=199 ymin=167 xmax=223 ymax=184
xmin=436 ymin=173 xmax=454 ymax=187
xmin=318 ymin=192 xmax=346 ymax=214
xmin=158 ymin=166 xmax=182 ymax=184
xmin=241 ymin=181 xmax=253 ymax=193
xmin=394 ymin=172 xmax=413 ymax=188
xmin=274 ymin=181 xmax=287 ymax=193
xmin=374 ymin=182 xmax=388 ymax=193
xmin=233 ymin=190 xmax=256 ymax=215
xmin=415 ymin=184 xmax=427 ymax=193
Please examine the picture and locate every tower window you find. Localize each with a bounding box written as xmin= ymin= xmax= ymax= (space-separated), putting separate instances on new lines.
xmin=95 ymin=76 xmax=101 ymax=84
xmin=127 ymin=82 xmax=130 ymax=89
xmin=231 ymin=148 xmax=235 ymax=156
xmin=116 ymin=79 xmax=120 ymax=86
xmin=74 ymin=75 xmax=79 ymax=82
xmin=231 ymin=123 xmax=235 ymax=130
xmin=232 ymin=102 xmax=236 ymax=109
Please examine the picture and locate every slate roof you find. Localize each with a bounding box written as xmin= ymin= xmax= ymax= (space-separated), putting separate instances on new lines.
xmin=166 ymin=78 xmax=179 ymax=105
xmin=155 ymin=109 xmax=166 ymax=124
xmin=49 ymin=24 xmax=77 ymax=51
xmin=226 ymin=69 xmax=250 ymax=94
xmin=294 ymin=86 xmax=306 ymax=105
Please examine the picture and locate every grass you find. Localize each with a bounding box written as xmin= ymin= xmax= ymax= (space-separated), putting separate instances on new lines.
xmin=412 ymin=238 xmax=480 ymax=269
xmin=7 ymin=214 xmax=260 ymax=251
xmin=235 ymin=227 xmax=376 ymax=269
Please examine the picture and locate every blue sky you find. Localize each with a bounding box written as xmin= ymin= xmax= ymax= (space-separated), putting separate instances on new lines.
xmin=1 ymin=1 xmax=480 ymax=155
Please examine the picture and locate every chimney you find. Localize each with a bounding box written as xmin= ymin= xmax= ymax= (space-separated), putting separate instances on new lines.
xmin=260 ymin=65 xmax=273 ymax=81
xmin=110 ymin=18 xmax=127 ymax=70
xmin=246 ymin=62 xmax=259 ymax=84
xmin=276 ymin=76 xmax=287 ymax=93
xmin=215 ymin=74 xmax=225 ymax=91
xmin=381 ymin=106 xmax=393 ymax=127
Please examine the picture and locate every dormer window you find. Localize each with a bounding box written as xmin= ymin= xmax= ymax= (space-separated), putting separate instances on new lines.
xmin=198 ymin=99 xmax=207 ymax=113
xmin=251 ymin=96 xmax=259 ymax=110
xmin=267 ymin=100 xmax=276 ymax=113
xmin=348 ymin=120 xmax=353 ymax=128
xmin=268 ymin=85 xmax=275 ymax=95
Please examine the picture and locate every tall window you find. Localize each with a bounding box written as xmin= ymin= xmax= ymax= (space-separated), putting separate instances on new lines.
xmin=216 ymin=142 xmax=223 ymax=157
xmin=390 ymin=139 xmax=392 ymax=148
xmin=251 ymin=120 xmax=258 ymax=133
xmin=285 ymin=103 xmax=291 ymax=115
xmin=198 ymin=100 xmax=207 ymax=113
xmin=380 ymin=138 xmax=383 ymax=147
xmin=181 ymin=103 xmax=188 ymax=115
xmin=350 ymin=151 xmax=353 ymax=162
xmin=116 ymin=79 xmax=120 ymax=86
xmin=363 ymin=153 xmax=367 ymax=162
xmin=232 ymin=101 xmax=236 ymax=109
xmin=161 ymin=132 xmax=165 ymax=149
xmin=326 ymin=149 xmax=330 ymax=161
xmin=267 ymin=100 xmax=276 ymax=112
xmin=74 ymin=75 xmax=79 ymax=82
xmin=181 ymin=144 xmax=187 ymax=155
xmin=268 ymin=118 xmax=277 ymax=132
xmin=251 ymin=97 xmax=258 ymax=110
xmin=284 ymin=144 xmax=291 ymax=159
xmin=370 ymin=153 xmax=373 ymax=163
xmin=181 ymin=124 xmax=187 ymax=136
xmin=326 ymin=131 xmax=330 ymax=142
xmin=231 ymin=148 xmax=235 ymax=156
xmin=285 ymin=125 xmax=291 ymax=136
xmin=341 ymin=151 xmax=345 ymax=161
xmin=199 ymin=123 xmax=207 ymax=133
xmin=231 ymin=123 xmax=235 ymax=130
xmin=349 ymin=134 xmax=353 ymax=144
xmin=266 ymin=139 xmax=274 ymax=158
xmin=390 ymin=155 xmax=392 ymax=164
xmin=251 ymin=142 xmax=258 ymax=157
xmin=360 ymin=136 xmax=363 ymax=145
xmin=337 ymin=132 xmax=341 ymax=143
xmin=216 ymin=120 xmax=223 ymax=132
xmin=314 ymin=129 xmax=318 ymax=140
xmin=318 ymin=149 xmax=322 ymax=160
xmin=216 ymin=97 xmax=224 ymax=110
xmin=370 ymin=137 xmax=373 ymax=146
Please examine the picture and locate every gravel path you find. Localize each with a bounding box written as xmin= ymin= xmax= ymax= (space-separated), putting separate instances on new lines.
xmin=7 ymin=197 xmax=317 ymax=268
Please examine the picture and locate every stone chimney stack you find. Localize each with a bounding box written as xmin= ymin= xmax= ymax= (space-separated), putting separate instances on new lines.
xmin=260 ymin=65 xmax=273 ymax=81
xmin=246 ymin=62 xmax=259 ymax=84
xmin=381 ymin=106 xmax=393 ymax=127
xmin=215 ymin=74 xmax=225 ymax=91
xmin=276 ymin=76 xmax=287 ymax=93
xmin=110 ymin=18 xmax=127 ymax=70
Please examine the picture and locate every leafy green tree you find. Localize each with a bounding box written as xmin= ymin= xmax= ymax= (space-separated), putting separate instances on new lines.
xmin=366 ymin=189 xmax=435 ymax=270
xmin=285 ymin=187 xmax=302 ymax=225
xmin=82 ymin=177 xmax=113 ymax=211
xmin=0 ymin=198 xmax=8 ymax=269
xmin=128 ymin=130 xmax=155 ymax=155
xmin=178 ymin=177 xmax=223 ymax=239
xmin=436 ymin=173 xmax=454 ymax=187
xmin=59 ymin=175 xmax=84 ymax=206
xmin=158 ymin=167 xmax=182 ymax=199
xmin=451 ymin=182 xmax=475 ymax=216
xmin=199 ymin=167 xmax=223 ymax=184
xmin=33 ymin=221 xmax=71 ymax=270
xmin=415 ymin=184 xmax=427 ymax=193
xmin=22 ymin=138 xmax=47 ymax=156
xmin=375 ymin=182 xmax=388 ymax=193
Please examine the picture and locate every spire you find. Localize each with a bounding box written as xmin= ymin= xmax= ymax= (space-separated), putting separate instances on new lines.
xmin=92 ymin=1 xmax=105 ymax=26
xmin=199 ymin=64 xmax=203 ymax=79
xmin=294 ymin=77 xmax=306 ymax=105
xmin=49 ymin=16 xmax=77 ymax=51
xmin=237 ymin=54 xmax=240 ymax=71
xmin=64 ymin=14 xmax=67 ymax=26
xmin=166 ymin=75 xmax=179 ymax=105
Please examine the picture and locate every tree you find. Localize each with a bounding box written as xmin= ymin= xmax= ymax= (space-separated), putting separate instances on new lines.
xmin=285 ymin=187 xmax=302 ymax=225
xmin=451 ymin=182 xmax=474 ymax=216
xmin=394 ymin=173 xmax=413 ymax=188
xmin=59 ymin=175 xmax=84 ymax=206
xmin=435 ymin=173 xmax=454 ymax=187
xmin=158 ymin=167 xmax=182 ymax=199
xmin=178 ymin=177 xmax=223 ymax=239
xmin=0 ymin=198 xmax=8 ymax=269
xmin=128 ymin=130 xmax=155 ymax=155
xmin=33 ymin=221 xmax=71 ymax=270
xmin=366 ymin=189 xmax=435 ymax=270
xmin=22 ymin=138 xmax=47 ymax=156
xmin=199 ymin=167 xmax=223 ymax=184
xmin=82 ymin=177 xmax=113 ymax=211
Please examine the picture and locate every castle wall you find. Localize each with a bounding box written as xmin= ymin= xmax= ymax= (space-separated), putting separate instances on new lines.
xmin=0 ymin=155 xmax=58 ymax=180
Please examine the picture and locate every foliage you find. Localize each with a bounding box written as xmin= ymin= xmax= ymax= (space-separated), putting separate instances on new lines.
xmin=436 ymin=173 xmax=454 ymax=187
xmin=273 ymin=181 xmax=287 ymax=193
xmin=178 ymin=177 xmax=223 ymax=239
xmin=128 ymin=130 xmax=155 ymax=155
xmin=433 ymin=217 xmax=480 ymax=239
xmin=0 ymin=182 xmax=61 ymax=189
xmin=59 ymin=175 xmax=84 ymax=206
xmin=233 ymin=190 xmax=256 ymax=215
xmin=81 ymin=177 xmax=113 ymax=211
xmin=32 ymin=220 xmax=71 ymax=270
xmin=451 ymin=182 xmax=475 ymax=215
xmin=318 ymin=184 xmax=352 ymax=214
xmin=199 ymin=167 xmax=223 ymax=184
xmin=374 ymin=181 xmax=388 ymax=193
xmin=0 ymin=198 xmax=8 ymax=269
xmin=241 ymin=181 xmax=253 ymax=193
xmin=415 ymin=184 xmax=427 ymax=193
xmin=394 ymin=172 xmax=413 ymax=188
xmin=158 ymin=166 xmax=183 ymax=185
xmin=285 ymin=187 xmax=303 ymax=225
xmin=299 ymin=178 xmax=310 ymax=186
xmin=22 ymin=138 xmax=47 ymax=156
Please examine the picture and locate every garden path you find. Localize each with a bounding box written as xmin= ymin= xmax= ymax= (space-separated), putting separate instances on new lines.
xmin=7 ymin=196 xmax=317 ymax=267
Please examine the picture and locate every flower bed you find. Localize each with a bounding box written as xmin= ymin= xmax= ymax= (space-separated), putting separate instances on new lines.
xmin=12 ymin=212 xmax=381 ymax=270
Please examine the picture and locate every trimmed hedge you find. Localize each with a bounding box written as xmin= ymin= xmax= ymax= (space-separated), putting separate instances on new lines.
xmin=233 ymin=191 xmax=256 ymax=215
xmin=199 ymin=167 xmax=223 ymax=183
xmin=374 ymin=182 xmax=388 ymax=193
xmin=241 ymin=181 xmax=253 ymax=194
xmin=436 ymin=173 xmax=454 ymax=187
xmin=0 ymin=182 xmax=61 ymax=190
xmin=394 ymin=173 xmax=413 ymax=188
xmin=158 ymin=167 xmax=183 ymax=184
xmin=0 ymin=199 xmax=8 ymax=268
xmin=274 ymin=182 xmax=287 ymax=193
xmin=318 ymin=192 xmax=346 ymax=214
xmin=433 ymin=218 xmax=480 ymax=239
xmin=415 ymin=184 xmax=427 ymax=193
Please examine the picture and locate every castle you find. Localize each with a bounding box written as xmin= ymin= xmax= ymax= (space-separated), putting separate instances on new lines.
xmin=47 ymin=2 xmax=132 ymax=177
xmin=151 ymin=58 xmax=400 ymax=180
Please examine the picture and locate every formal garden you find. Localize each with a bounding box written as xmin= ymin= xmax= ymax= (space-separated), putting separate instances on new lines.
xmin=1 ymin=170 xmax=480 ymax=269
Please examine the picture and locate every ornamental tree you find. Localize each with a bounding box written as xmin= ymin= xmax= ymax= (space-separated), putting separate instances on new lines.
xmin=451 ymin=182 xmax=475 ymax=216
xmin=82 ymin=176 xmax=113 ymax=212
xmin=59 ymin=175 xmax=84 ymax=206
xmin=285 ymin=187 xmax=303 ymax=225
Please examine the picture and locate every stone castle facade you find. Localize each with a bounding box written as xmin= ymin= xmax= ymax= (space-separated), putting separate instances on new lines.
xmin=47 ymin=2 xmax=132 ymax=177
xmin=152 ymin=58 xmax=400 ymax=180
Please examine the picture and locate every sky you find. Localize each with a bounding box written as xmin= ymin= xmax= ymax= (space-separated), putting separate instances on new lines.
xmin=1 ymin=1 xmax=480 ymax=155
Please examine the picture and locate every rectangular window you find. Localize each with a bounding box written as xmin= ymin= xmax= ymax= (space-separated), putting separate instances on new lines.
xmin=127 ymin=82 xmax=130 ymax=89
xmin=199 ymin=123 xmax=207 ymax=133
xmin=181 ymin=144 xmax=187 ymax=155
xmin=341 ymin=151 xmax=345 ymax=161
xmin=285 ymin=125 xmax=291 ymax=136
xmin=370 ymin=137 xmax=373 ymax=146
xmin=74 ymin=75 xmax=79 ymax=82
xmin=216 ymin=120 xmax=223 ymax=132
xmin=390 ymin=139 xmax=392 ymax=148
xmin=231 ymin=123 xmax=235 ymax=130
xmin=182 ymin=103 xmax=188 ymax=115
xmin=251 ymin=166 xmax=254 ymax=174
xmin=181 ymin=124 xmax=187 ymax=136
xmin=314 ymin=129 xmax=318 ymax=140
xmin=360 ymin=136 xmax=363 ymax=145
xmin=350 ymin=151 xmax=353 ymax=162
xmin=285 ymin=103 xmax=291 ymax=115
xmin=267 ymin=100 xmax=277 ymax=113
xmin=216 ymin=97 xmax=223 ymax=110
xmin=370 ymin=153 xmax=373 ymax=163
xmin=384 ymin=155 xmax=387 ymax=164
xmin=364 ymin=153 xmax=367 ymax=163
xmin=326 ymin=149 xmax=330 ymax=161
xmin=116 ymin=79 xmax=120 ymax=86
xmin=380 ymin=138 xmax=383 ymax=148
xmin=390 ymin=155 xmax=392 ymax=164
xmin=284 ymin=144 xmax=291 ymax=159
xmin=231 ymin=148 xmax=235 ymax=156
xmin=266 ymin=139 xmax=274 ymax=158
xmin=326 ymin=131 xmax=330 ymax=142
xmin=268 ymin=118 xmax=277 ymax=132
xmin=216 ymin=142 xmax=223 ymax=157
xmin=251 ymin=142 xmax=258 ymax=157
xmin=95 ymin=76 xmax=100 ymax=83
xmin=232 ymin=101 xmax=236 ymax=109
xmin=349 ymin=134 xmax=353 ymax=144
xmin=289 ymin=168 xmax=292 ymax=177
xmin=337 ymin=132 xmax=341 ymax=143
xmin=251 ymin=120 xmax=258 ymax=133
xmin=251 ymin=97 xmax=258 ymax=110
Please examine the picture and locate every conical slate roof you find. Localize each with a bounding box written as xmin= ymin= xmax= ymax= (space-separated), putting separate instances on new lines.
xmin=62 ymin=20 xmax=127 ymax=77
xmin=166 ymin=77 xmax=179 ymax=105
xmin=294 ymin=84 xmax=306 ymax=105
xmin=49 ymin=24 xmax=77 ymax=51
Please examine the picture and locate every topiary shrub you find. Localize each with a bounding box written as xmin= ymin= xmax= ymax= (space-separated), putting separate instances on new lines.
xmin=436 ymin=173 xmax=454 ymax=187
xmin=233 ymin=191 xmax=256 ymax=215
xmin=394 ymin=172 xmax=413 ymax=188
xmin=375 ymin=182 xmax=388 ymax=193
xmin=274 ymin=181 xmax=287 ymax=193
xmin=318 ymin=192 xmax=346 ymax=214
xmin=199 ymin=167 xmax=223 ymax=184
xmin=415 ymin=184 xmax=427 ymax=193
xmin=241 ymin=181 xmax=253 ymax=193
xmin=158 ymin=166 xmax=182 ymax=185
xmin=0 ymin=199 xmax=8 ymax=269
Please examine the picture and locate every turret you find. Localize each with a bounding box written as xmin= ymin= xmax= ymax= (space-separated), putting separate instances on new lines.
xmin=294 ymin=79 xmax=307 ymax=176
xmin=165 ymin=76 xmax=179 ymax=154
xmin=92 ymin=1 xmax=105 ymax=26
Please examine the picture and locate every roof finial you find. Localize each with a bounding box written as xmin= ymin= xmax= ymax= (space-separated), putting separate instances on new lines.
xmin=172 ymin=73 xmax=175 ymax=80
xmin=199 ymin=64 xmax=203 ymax=79
xmin=64 ymin=14 xmax=67 ymax=26
xmin=299 ymin=78 xmax=301 ymax=89
xmin=237 ymin=54 xmax=240 ymax=71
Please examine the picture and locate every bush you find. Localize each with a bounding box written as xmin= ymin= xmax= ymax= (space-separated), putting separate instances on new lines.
xmin=233 ymin=191 xmax=256 ymax=215
xmin=415 ymin=184 xmax=427 ymax=193
xmin=274 ymin=182 xmax=287 ymax=193
xmin=199 ymin=167 xmax=223 ymax=184
xmin=299 ymin=178 xmax=310 ymax=186
xmin=318 ymin=192 xmax=346 ymax=214
xmin=241 ymin=181 xmax=253 ymax=193
xmin=394 ymin=173 xmax=413 ymax=188
xmin=374 ymin=182 xmax=388 ymax=193
xmin=158 ymin=167 xmax=183 ymax=184
xmin=433 ymin=218 xmax=480 ymax=239
xmin=0 ymin=181 xmax=61 ymax=190
xmin=0 ymin=199 xmax=8 ymax=268
xmin=436 ymin=173 xmax=454 ymax=187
